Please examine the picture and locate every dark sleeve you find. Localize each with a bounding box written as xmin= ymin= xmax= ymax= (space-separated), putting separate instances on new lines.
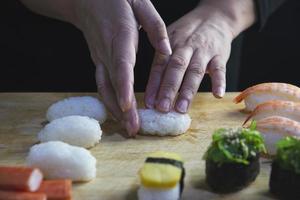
xmin=255 ymin=0 xmax=286 ymax=30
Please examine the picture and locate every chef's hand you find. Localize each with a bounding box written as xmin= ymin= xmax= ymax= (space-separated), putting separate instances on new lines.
xmin=20 ymin=0 xmax=171 ymax=136
xmin=145 ymin=0 xmax=256 ymax=113
xmin=75 ymin=0 xmax=172 ymax=136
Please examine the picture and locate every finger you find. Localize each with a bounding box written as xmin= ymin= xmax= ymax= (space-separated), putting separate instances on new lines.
xmin=131 ymin=0 xmax=172 ymax=55
xmin=207 ymin=55 xmax=227 ymax=98
xmin=122 ymin=96 xmax=140 ymax=137
xmin=96 ymin=62 xmax=139 ymax=137
xmin=110 ymin=27 xmax=138 ymax=112
xmin=155 ymin=46 xmax=193 ymax=112
xmin=144 ymin=52 xmax=169 ymax=108
xmin=95 ymin=62 xmax=122 ymax=121
xmin=175 ymin=50 xmax=209 ymax=113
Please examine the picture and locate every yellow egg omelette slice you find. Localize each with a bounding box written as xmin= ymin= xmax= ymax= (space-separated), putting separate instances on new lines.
xmin=139 ymin=151 xmax=184 ymax=189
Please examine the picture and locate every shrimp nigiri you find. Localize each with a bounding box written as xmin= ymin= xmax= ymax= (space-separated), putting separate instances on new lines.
xmin=256 ymin=116 xmax=300 ymax=155
xmin=244 ymin=100 xmax=300 ymax=125
xmin=234 ymin=83 xmax=300 ymax=112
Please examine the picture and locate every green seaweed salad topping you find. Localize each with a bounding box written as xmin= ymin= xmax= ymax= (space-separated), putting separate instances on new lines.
xmin=276 ymin=136 xmax=300 ymax=174
xmin=204 ymin=121 xmax=266 ymax=165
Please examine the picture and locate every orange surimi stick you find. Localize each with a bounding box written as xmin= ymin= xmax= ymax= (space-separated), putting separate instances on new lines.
xmin=0 ymin=166 xmax=43 ymax=192
xmin=0 ymin=190 xmax=46 ymax=200
xmin=36 ymin=180 xmax=72 ymax=200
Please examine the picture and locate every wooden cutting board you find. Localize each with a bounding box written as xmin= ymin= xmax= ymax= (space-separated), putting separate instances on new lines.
xmin=0 ymin=93 xmax=276 ymax=200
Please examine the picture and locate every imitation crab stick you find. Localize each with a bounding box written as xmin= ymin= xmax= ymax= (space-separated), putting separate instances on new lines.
xmin=0 ymin=166 xmax=43 ymax=192
xmin=36 ymin=180 xmax=72 ymax=200
xmin=0 ymin=190 xmax=46 ymax=200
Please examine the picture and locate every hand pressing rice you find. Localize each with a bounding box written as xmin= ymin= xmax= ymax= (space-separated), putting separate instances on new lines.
xmin=138 ymin=109 xmax=191 ymax=136
xmin=46 ymin=96 xmax=107 ymax=124
xmin=38 ymin=115 xmax=102 ymax=148
xmin=27 ymin=141 xmax=96 ymax=182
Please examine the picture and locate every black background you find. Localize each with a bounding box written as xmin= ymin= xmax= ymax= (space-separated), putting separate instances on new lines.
xmin=0 ymin=0 xmax=299 ymax=92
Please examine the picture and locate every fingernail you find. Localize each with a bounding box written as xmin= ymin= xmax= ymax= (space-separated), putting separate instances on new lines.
xmin=215 ymin=88 xmax=225 ymax=98
xmin=125 ymin=121 xmax=133 ymax=137
xmin=119 ymin=97 xmax=131 ymax=112
xmin=176 ymin=99 xmax=189 ymax=113
xmin=146 ymin=97 xmax=155 ymax=109
xmin=158 ymin=98 xmax=171 ymax=112
xmin=125 ymin=119 xmax=139 ymax=138
xmin=159 ymin=38 xmax=172 ymax=55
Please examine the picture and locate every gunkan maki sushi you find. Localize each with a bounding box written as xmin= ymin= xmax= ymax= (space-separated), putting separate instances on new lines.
xmin=137 ymin=151 xmax=185 ymax=200
xmin=204 ymin=121 xmax=266 ymax=193
xmin=270 ymin=136 xmax=300 ymax=199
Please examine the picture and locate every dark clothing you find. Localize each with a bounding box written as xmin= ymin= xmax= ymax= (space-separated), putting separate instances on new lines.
xmin=0 ymin=0 xmax=286 ymax=92
xmin=255 ymin=0 xmax=287 ymax=29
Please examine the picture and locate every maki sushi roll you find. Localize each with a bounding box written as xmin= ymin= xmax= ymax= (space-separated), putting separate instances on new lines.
xmin=204 ymin=121 xmax=266 ymax=193
xmin=138 ymin=151 xmax=185 ymax=200
xmin=270 ymin=136 xmax=300 ymax=199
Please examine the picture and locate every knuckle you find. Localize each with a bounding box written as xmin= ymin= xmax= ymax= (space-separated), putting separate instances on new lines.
xmin=147 ymin=19 xmax=167 ymax=41
xmin=188 ymin=63 xmax=206 ymax=77
xmin=160 ymin=82 xmax=178 ymax=96
xmin=152 ymin=19 xmax=165 ymax=32
xmin=96 ymin=79 xmax=110 ymax=94
xmin=169 ymin=55 xmax=188 ymax=71
xmin=120 ymin=26 xmax=136 ymax=35
xmin=180 ymin=86 xmax=197 ymax=100
xmin=153 ymin=54 xmax=168 ymax=66
xmin=188 ymin=33 xmax=202 ymax=44
xmin=117 ymin=23 xmax=138 ymax=35
xmin=187 ymin=33 xmax=214 ymax=51
xmin=114 ymin=58 xmax=134 ymax=68
xmin=211 ymin=65 xmax=226 ymax=74
xmin=114 ymin=75 xmax=133 ymax=88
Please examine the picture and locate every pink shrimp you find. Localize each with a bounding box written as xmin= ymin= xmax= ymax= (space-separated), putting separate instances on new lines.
xmin=234 ymin=83 xmax=300 ymax=112
xmin=256 ymin=116 xmax=300 ymax=155
xmin=244 ymin=100 xmax=300 ymax=125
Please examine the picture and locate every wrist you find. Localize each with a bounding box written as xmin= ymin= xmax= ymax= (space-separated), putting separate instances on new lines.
xmin=197 ymin=0 xmax=256 ymax=38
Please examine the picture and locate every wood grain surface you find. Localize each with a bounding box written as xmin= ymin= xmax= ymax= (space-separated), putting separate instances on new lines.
xmin=0 ymin=93 xmax=276 ymax=200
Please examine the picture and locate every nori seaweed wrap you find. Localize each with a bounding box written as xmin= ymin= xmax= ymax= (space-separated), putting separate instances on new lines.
xmin=270 ymin=136 xmax=300 ymax=199
xmin=203 ymin=121 xmax=266 ymax=193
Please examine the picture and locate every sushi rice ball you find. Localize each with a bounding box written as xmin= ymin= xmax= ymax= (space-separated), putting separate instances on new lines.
xmin=46 ymin=96 xmax=107 ymax=124
xmin=138 ymin=151 xmax=185 ymax=200
xmin=138 ymin=109 xmax=191 ymax=136
xmin=27 ymin=141 xmax=96 ymax=182
xmin=38 ymin=115 xmax=102 ymax=148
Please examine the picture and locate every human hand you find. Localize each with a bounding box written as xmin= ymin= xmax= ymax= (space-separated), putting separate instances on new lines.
xmin=145 ymin=0 xmax=255 ymax=114
xmin=73 ymin=0 xmax=171 ymax=136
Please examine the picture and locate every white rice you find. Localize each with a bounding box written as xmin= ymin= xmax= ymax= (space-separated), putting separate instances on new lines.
xmin=46 ymin=96 xmax=107 ymax=124
xmin=138 ymin=109 xmax=191 ymax=136
xmin=138 ymin=184 xmax=180 ymax=200
xmin=38 ymin=115 xmax=102 ymax=148
xmin=26 ymin=141 xmax=96 ymax=181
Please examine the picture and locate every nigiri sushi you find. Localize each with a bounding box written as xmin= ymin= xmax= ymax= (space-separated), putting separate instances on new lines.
xmin=244 ymin=100 xmax=300 ymax=125
xmin=138 ymin=151 xmax=185 ymax=200
xmin=38 ymin=115 xmax=102 ymax=148
xmin=256 ymin=116 xmax=300 ymax=155
xmin=26 ymin=141 xmax=96 ymax=182
xmin=204 ymin=122 xmax=266 ymax=193
xmin=138 ymin=109 xmax=191 ymax=136
xmin=234 ymin=83 xmax=300 ymax=112
xmin=270 ymin=137 xmax=300 ymax=199
xmin=46 ymin=96 xmax=107 ymax=123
